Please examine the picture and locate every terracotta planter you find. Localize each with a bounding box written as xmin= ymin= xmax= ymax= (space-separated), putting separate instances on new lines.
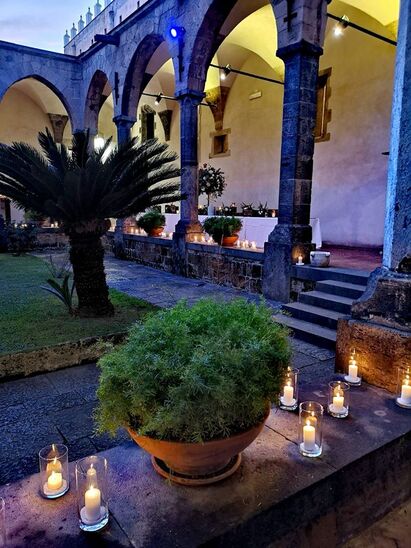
xmin=221 ymin=234 xmax=239 ymax=247
xmin=127 ymin=407 xmax=269 ymax=485
xmin=146 ymin=227 xmax=164 ymax=237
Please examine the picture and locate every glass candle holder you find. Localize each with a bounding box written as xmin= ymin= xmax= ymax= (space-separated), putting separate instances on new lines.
xmin=39 ymin=443 xmax=69 ymax=499
xmin=279 ymin=368 xmax=299 ymax=411
xmin=76 ymin=456 xmax=109 ymax=532
xmin=395 ymin=366 xmax=411 ymax=409
xmin=344 ymin=348 xmax=361 ymax=386
xmin=0 ymin=498 xmax=6 ymax=548
xmin=299 ymin=401 xmax=323 ymax=458
xmin=328 ymin=381 xmax=350 ymax=418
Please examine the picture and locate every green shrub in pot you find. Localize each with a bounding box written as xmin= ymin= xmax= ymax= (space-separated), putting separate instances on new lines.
xmin=136 ymin=209 xmax=166 ymax=235
xmin=97 ymin=298 xmax=290 ymax=443
xmin=203 ymin=216 xmax=242 ymax=245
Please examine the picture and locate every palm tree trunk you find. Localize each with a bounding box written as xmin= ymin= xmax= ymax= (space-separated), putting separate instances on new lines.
xmin=69 ymin=232 xmax=114 ymax=317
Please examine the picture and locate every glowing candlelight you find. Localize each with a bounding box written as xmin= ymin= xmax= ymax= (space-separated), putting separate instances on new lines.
xmin=303 ymin=419 xmax=316 ymax=452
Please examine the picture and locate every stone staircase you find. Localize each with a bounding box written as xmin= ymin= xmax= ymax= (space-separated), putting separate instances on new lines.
xmin=278 ymin=267 xmax=370 ymax=348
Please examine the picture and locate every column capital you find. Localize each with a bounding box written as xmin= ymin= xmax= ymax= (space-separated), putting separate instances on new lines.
xmin=175 ymin=89 xmax=205 ymax=104
xmin=113 ymin=115 xmax=137 ymax=129
xmin=277 ymin=40 xmax=323 ymax=61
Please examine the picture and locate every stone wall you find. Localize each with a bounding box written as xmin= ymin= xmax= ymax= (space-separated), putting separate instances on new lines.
xmin=118 ymin=234 xmax=264 ymax=292
xmin=123 ymin=234 xmax=174 ymax=272
xmin=186 ymin=244 xmax=263 ymax=293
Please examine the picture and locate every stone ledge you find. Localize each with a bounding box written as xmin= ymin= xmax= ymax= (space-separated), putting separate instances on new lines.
xmin=186 ymin=242 xmax=264 ymax=260
xmin=124 ymin=234 xmax=172 ymax=247
xmin=0 ymin=375 xmax=409 ymax=547
xmin=0 ymin=332 xmax=126 ymax=381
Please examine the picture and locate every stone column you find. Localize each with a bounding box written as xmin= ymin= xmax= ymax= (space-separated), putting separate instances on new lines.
xmin=172 ymin=89 xmax=204 ymax=275
xmin=336 ymin=0 xmax=411 ymax=388
xmin=263 ymin=41 xmax=322 ymax=302
xmin=112 ymin=115 xmax=136 ymax=258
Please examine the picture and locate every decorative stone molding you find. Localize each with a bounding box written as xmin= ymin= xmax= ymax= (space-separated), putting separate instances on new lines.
xmin=158 ymin=109 xmax=173 ymax=141
xmin=47 ymin=114 xmax=69 ymax=144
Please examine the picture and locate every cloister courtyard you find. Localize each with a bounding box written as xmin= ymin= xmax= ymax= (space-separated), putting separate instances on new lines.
xmin=0 ymin=0 xmax=410 ymax=547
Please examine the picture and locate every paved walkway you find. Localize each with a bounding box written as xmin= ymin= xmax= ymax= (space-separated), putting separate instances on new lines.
xmin=0 ymin=257 xmax=334 ymax=485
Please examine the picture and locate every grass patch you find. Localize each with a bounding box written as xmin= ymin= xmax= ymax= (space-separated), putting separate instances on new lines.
xmin=0 ymin=253 xmax=155 ymax=355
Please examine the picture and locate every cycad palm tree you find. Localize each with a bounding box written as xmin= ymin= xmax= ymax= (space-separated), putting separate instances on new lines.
xmin=0 ymin=130 xmax=182 ymax=317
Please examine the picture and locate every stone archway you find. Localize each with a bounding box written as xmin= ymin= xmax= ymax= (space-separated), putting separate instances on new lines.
xmin=84 ymin=70 xmax=113 ymax=135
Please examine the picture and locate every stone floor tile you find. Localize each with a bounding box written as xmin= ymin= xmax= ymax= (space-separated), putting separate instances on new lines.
xmin=23 ymin=391 xmax=87 ymax=415
xmin=66 ymin=436 xmax=98 ymax=461
xmin=0 ymin=374 xmax=58 ymax=407
xmin=90 ymin=429 xmax=129 ymax=452
xmin=51 ymin=402 xmax=97 ymax=442
xmin=291 ymin=351 xmax=318 ymax=369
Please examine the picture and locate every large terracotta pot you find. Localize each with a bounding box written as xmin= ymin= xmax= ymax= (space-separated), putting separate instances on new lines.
xmin=127 ymin=407 xmax=269 ymax=485
xmin=146 ymin=227 xmax=164 ymax=237
xmin=221 ymin=234 xmax=239 ymax=247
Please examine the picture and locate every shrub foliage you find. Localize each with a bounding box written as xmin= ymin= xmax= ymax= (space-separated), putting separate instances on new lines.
xmin=97 ymin=298 xmax=290 ymax=443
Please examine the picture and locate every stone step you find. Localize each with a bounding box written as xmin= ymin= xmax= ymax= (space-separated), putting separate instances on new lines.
xmin=317 ymin=280 xmax=367 ymax=300
xmin=292 ymin=265 xmax=370 ymax=286
xmin=275 ymin=314 xmax=337 ymax=349
xmin=283 ymin=302 xmax=342 ymax=330
xmin=299 ymin=290 xmax=353 ymax=314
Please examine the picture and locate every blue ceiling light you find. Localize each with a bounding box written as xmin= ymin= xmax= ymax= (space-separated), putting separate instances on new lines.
xmin=170 ymin=26 xmax=185 ymax=39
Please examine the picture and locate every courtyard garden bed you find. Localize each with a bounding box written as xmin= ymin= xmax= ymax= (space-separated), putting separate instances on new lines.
xmin=0 ymin=254 xmax=155 ymax=376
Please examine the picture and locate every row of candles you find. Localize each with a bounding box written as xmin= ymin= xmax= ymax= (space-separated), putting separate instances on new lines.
xmin=127 ymin=227 xmax=260 ymax=249
xmin=280 ymin=351 xmax=411 ymax=458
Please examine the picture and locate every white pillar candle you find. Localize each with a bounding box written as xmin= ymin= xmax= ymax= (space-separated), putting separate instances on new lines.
xmin=332 ymin=391 xmax=345 ymax=412
xmin=400 ymin=380 xmax=411 ymax=405
xmin=47 ymin=470 xmax=63 ymax=491
xmin=243 ymin=240 xmax=249 ymax=248
xmin=297 ymin=255 xmax=303 ymax=264
xmin=281 ymin=382 xmax=294 ymax=407
xmin=251 ymin=241 xmax=257 ymax=249
xmin=85 ymin=486 xmax=101 ymax=522
xmin=303 ymin=420 xmax=316 ymax=452
xmin=348 ymin=363 xmax=358 ymax=380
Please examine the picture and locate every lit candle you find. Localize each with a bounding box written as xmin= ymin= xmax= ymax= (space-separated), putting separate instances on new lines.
xmin=281 ymin=381 xmax=295 ymax=407
xmin=236 ymin=239 xmax=241 ymax=247
xmin=87 ymin=464 xmax=97 ymax=486
xmin=332 ymin=389 xmax=345 ymax=414
xmin=47 ymin=470 xmax=63 ymax=491
xmin=303 ymin=419 xmax=316 ymax=452
xmin=85 ymin=486 xmax=101 ymax=523
xmin=297 ymin=255 xmax=303 ymax=265
xmin=251 ymin=241 xmax=257 ymax=250
xmin=193 ymin=235 xmax=198 ymax=243
xmin=201 ymin=235 xmax=206 ymax=243
xmin=400 ymin=379 xmax=411 ymax=405
xmin=47 ymin=457 xmax=62 ymax=474
xmin=243 ymin=239 xmax=249 ymax=248
xmin=169 ymin=232 xmax=173 ymax=239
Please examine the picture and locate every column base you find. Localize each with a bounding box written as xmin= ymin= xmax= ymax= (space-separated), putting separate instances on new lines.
xmin=172 ymin=220 xmax=203 ymax=275
xmin=263 ymin=224 xmax=314 ymax=302
xmin=336 ymin=318 xmax=411 ymax=393
xmin=352 ymin=268 xmax=411 ymax=330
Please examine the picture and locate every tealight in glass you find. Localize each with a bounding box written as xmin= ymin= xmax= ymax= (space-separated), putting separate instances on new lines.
xmin=395 ymin=366 xmax=411 ymax=409
xmin=279 ymin=368 xmax=299 ymax=411
xmin=299 ymin=401 xmax=323 ymax=458
xmin=39 ymin=443 xmax=69 ymax=499
xmin=75 ymin=455 xmax=109 ymax=532
xmin=328 ymin=381 xmax=350 ymax=418
xmin=344 ymin=348 xmax=361 ymax=386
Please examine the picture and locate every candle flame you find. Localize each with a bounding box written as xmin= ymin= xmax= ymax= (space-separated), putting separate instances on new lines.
xmin=286 ymin=380 xmax=291 ymax=387
xmin=53 ymin=457 xmax=57 ymax=465
xmin=306 ymin=419 xmax=311 ymax=427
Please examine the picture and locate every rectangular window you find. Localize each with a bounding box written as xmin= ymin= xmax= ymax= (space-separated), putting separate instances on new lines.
xmin=315 ymin=68 xmax=332 ymax=142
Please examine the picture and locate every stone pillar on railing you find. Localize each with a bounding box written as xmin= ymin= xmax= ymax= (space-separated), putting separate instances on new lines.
xmin=172 ymin=89 xmax=204 ymax=275
xmin=113 ymin=115 xmax=136 ymax=258
xmin=262 ymin=0 xmax=329 ymax=302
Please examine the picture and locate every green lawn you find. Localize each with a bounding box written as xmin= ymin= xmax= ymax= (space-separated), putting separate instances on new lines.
xmin=0 ymin=253 xmax=155 ymax=355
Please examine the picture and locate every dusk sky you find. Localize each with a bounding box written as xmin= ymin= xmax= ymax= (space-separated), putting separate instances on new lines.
xmin=0 ymin=0 xmax=88 ymax=52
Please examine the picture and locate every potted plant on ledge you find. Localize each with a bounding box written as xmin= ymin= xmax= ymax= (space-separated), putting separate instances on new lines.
xmin=137 ymin=209 xmax=166 ymax=237
xmin=97 ymin=298 xmax=290 ymax=485
xmin=203 ymin=216 xmax=242 ymax=246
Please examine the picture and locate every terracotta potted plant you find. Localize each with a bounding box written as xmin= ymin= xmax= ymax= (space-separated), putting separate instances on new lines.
xmin=97 ymin=298 xmax=290 ymax=485
xmin=203 ymin=216 xmax=242 ymax=246
xmin=137 ymin=209 xmax=166 ymax=237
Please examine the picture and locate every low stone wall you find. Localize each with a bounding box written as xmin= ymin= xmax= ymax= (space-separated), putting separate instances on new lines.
xmin=123 ymin=234 xmax=174 ymax=271
xmin=0 ymin=332 xmax=126 ymax=380
xmin=35 ymin=228 xmax=68 ymax=248
xmin=186 ymin=243 xmax=264 ymax=293
xmin=118 ymin=234 xmax=264 ymax=293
